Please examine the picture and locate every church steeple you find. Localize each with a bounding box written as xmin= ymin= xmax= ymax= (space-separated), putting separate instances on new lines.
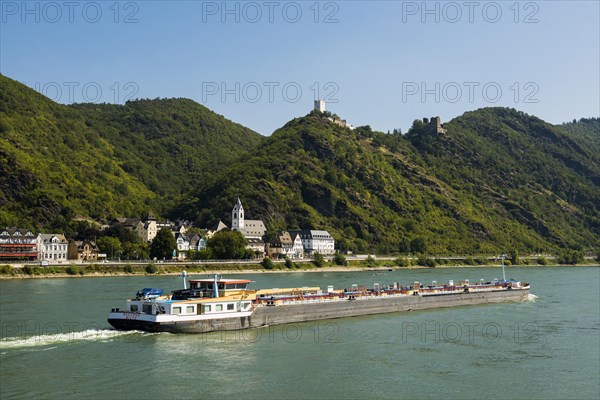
xmin=232 ymin=198 xmax=244 ymax=230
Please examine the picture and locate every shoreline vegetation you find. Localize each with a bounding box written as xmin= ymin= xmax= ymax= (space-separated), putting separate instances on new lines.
xmin=1 ymin=258 xmax=598 ymax=280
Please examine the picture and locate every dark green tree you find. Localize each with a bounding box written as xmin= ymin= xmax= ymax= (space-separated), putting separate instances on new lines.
xmin=66 ymin=220 xmax=101 ymax=240
xmin=366 ymin=255 xmax=378 ymax=267
xmin=122 ymin=241 xmax=149 ymax=260
xmin=150 ymin=228 xmax=177 ymax=260
xmin=558 ymin=250 xmax=584 ymax=265
xmin=102 ymin=224 xmax=140 ymax=244
xmin=207 ymin=230 xmax=248 ymax=259
xmin=97 ymin=236 xmax=122 ymax=259
xmin=284 ymin=257 xmax=294 ymax=269
xmin=193 ymin=249 xmax=213 ymax=260
xmin=509 ymin=249 xmax=520 ymax=265
xmin=410 ymin=237 xmax=427 ymax=254
xmin=145 ymin=264 xmax=158 ymax=274
xmin=312 ymin=252 xmax=325 ymax=267
xmin=261 ymin=257 xmax=275 ymax=270
xmin=536 ymin=257 xmax=547 ymax=265
xmin=333 ymin=252 xmax=348 ymax=266
xmin=395 ymin=257 xmax=410 ymax=267
xmin=409 ymin=119 xmax=426 ymax=132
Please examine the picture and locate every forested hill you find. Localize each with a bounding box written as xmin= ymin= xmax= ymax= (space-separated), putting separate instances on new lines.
xmin=180 ymin=108 xmax=600 ymax=254
xmin=0 ymin=74 xmax=263 ymax=228
xmin=1 ymin=73 xmax=598 ymax=254
xmin=561 ymin=117 xmax=599 ymax=148
xmin=71 ymin=98 xmax=262 ymax=203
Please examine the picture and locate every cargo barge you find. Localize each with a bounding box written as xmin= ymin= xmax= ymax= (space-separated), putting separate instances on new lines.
xmin=108 ymin=273 xmax=530 ymax=333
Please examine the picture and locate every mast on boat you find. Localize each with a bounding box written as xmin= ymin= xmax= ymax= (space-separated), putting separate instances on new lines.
xmin=498 ymin=254 xmax=507 ymax=282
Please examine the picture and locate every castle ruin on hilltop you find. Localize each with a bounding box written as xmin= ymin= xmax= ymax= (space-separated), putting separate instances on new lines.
xmin=314 ymin=100 xmax=355 ymax=130
xmin=422 ymin=116 xmax=447 ymax=134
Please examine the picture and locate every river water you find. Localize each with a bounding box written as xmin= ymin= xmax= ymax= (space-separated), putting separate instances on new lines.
xmin=1 ymin=267 xmax=598 ymax=399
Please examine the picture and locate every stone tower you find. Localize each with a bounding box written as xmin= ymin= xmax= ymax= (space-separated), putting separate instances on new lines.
xmin=431 ymin=116 xmax=446 ymax=134
xmin=314 ymin=100 xmax=325 ymax=113
xmin=231 ymin=198 xmax=244 ymax=230
xmin=424 ymin=116 xmax=446 ymax=134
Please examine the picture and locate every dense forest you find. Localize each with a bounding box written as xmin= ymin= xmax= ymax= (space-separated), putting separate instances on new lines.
xmin=0 ymin=74 xmax=261 ymax=229
xmin=72 ymin=98 xmax=262 ymax=206
xmin=180 ymin=110 xmax=599 ymax=254
xmin=1 ymin=74 xmax=598 ymax=254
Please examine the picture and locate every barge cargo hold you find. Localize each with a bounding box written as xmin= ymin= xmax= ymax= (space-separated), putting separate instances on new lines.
xmin=108 ymin=274 xmax=530 ymax=333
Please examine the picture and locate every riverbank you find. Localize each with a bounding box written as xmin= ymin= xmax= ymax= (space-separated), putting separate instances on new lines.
xmin=1 ymin=261 xmax=597 ymax=280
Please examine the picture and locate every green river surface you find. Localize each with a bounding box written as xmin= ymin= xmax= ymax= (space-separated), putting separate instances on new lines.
xmin=1 ymin=267 xmax=599 ymax=399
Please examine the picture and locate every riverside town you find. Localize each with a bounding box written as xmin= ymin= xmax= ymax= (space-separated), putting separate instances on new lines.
xmin=1 ymin=2 xmax=599 ymax=398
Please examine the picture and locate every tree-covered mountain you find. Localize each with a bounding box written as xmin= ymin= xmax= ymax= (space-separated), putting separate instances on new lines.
xmin=405 ymin=108 xmax=599 ymax=252
xmin=180 ymin=108 xmax=599 ymax=254
xmin=561 ymin=117 xmax=599 ymax=149
xmin=2 ymin=73 xmax=598 ymax=254
xmin=0 ymin=75 xmax=262 ymax=229
xmin=0 ymin=74 xmax=155 ymax=228
xmin=71 ymin=98 xmax=262 ymax=206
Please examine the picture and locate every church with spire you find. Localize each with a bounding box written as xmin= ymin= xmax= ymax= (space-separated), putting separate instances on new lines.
xmin=231 ymin=198 xmax=266 ymax=255
xmin=231 ymin=198 xmax=244 ymax=231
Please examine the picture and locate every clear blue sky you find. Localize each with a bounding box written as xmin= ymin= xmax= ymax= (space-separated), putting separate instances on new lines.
xmin=1 ymin=0 xmax=599 ymax=135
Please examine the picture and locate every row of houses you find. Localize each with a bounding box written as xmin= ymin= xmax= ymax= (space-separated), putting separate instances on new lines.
xmin=0 ymin=226 xmax=201 ymax=262
xmin=2 ymin=198 xmax=336 ymax=262
xmin=111 ymin=214 xmax=192 ymax=243
xmin=110 ymin=199 xmax=336 ymax=259
xmin=0 ymin=228 xmax=105 ymax=262
xmin=267 ymin=230 xmax=336 ymax=259
xmin=161 ymin=198 xmax=336 ymax=260
xmin=204 ymin=198 xmax=335 ymax=259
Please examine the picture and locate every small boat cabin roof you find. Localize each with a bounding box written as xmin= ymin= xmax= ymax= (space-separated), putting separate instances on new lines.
xmin=187 ymin=278 xmax=252 ymax=291
xmin=188 ymin=279 xmax=251 ymax=285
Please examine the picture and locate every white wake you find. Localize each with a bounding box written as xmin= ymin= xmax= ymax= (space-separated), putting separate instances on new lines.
xmin=0 ymin=329 xmax=147 ymax=349
xmin=527 ymin=293 xmax=539 ymax=302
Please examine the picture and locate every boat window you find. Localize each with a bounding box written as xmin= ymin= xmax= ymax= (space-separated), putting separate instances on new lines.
xmin=172 ymin=306 xmax=182 ymax=315
xmin=215 ymin=304 xmax=223 ymax=311
xmin=202 ymin=304 xmax=211 ymax=313
xmin=232 ymin=283 xmax=247 ymax=289
xmin=186 ymin=306 xmax=194 ymax=314
xmin=130 ymin=304 xmax=138 ymax=312
xmin=227 ymin=303 xmax=235 ymax=311
xmin=143 ymin=304 xmax=153 ymax=314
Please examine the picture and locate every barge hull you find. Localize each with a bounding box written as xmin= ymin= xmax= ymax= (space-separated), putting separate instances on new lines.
xmin=109 ymin=289 xmax=529 ymax=334
xmin=251 ymin=289 xmax=528 ymax=328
